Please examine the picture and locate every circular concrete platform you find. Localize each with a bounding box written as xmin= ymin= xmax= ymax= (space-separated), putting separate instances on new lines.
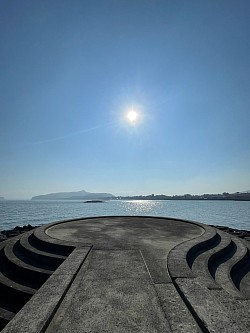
xmin=46 ymin=216 xmax=203 ymax=255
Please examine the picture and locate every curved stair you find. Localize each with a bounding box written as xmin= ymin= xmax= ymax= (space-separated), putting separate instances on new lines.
xmin=167 ymin=224 xmax=250 ymax=332
xmin=0 ymin=227 xmax=75 ymax=331
xmin=19 ymin=232 xmax=66 ymax=269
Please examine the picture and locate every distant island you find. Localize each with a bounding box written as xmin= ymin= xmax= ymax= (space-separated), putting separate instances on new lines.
xmin=0 ymin=197 xmax=5 ymax=201
xmin=84 ymin=200 xmax=105 ymax=203
xmin=115 ymin=191 xmax=250 ymax=201
xmin=31 ymin=190 xmax=114 ymax=200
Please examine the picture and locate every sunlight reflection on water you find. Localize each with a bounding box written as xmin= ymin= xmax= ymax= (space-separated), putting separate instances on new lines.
xmin=125 ymin=200 xmax=159 ymax=214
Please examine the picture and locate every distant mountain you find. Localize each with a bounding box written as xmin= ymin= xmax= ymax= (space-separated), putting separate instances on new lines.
xmin=0 ymin=197 xmax=5 ymax=200
xmin=31 ymin=190 xmax=114 ymax=200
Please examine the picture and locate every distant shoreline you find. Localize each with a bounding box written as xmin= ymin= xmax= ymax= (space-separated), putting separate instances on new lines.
xmin=115 ymin=198 xmax=250 ymax=201
xmin=115 ymin=193 xmax=250 ymax=201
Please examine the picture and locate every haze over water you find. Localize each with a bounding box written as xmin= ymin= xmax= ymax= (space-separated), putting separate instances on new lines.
xmin=0 ymin=200 xmax=249 ymax=231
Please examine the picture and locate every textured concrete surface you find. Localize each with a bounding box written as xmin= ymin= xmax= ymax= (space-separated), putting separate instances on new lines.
xmin=1 ymin=216 xmax=250 ymax=333
xmin=46 ymin=216 xmax=203 ymax=250
xmin=46 ymin=250 xmax=172 ymax=333
xmin=44 ymin=217 xmax=203 ymax=332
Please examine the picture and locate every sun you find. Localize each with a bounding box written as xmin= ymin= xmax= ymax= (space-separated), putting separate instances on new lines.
xmin=126 ymin=109 xmax=138 ymax=125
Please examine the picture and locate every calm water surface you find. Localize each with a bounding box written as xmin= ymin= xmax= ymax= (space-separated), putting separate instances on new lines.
xmin=0 ymin=200 xmax=249 ymax=231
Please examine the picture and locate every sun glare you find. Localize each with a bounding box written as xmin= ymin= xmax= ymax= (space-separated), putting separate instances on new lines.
xmin=126 ymin=109 xmax=138 ymax=125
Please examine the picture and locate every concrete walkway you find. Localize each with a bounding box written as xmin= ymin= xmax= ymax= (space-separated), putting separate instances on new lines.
xmin=45 ymin=217 xmax=203 ymax=332
xmin=1 ymin=216 xmax=250 ymax=333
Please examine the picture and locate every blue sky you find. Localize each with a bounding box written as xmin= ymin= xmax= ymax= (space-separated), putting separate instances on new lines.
xmin=1 ymin=0 xmax=250 ymax=199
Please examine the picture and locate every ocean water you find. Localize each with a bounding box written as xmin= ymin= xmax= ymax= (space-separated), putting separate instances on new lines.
xmin=0 ymin=199 xmax=250 ymax=231
xmin=0 ymin=200 xmax=250 ymax=230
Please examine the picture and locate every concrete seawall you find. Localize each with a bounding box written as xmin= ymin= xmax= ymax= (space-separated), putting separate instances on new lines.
xmin=0 ymin=216 xmax=249 ymax=332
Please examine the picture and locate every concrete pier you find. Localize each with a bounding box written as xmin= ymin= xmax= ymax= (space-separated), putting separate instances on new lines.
xmin=0 ymin=216 xmax=249 ymax=332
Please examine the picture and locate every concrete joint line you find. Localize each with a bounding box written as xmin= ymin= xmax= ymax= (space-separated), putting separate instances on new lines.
xmin=139 ymin=250 xmax=154 ymax=283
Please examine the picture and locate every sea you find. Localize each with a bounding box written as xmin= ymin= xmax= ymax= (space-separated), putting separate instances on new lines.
xmin=0 ymin=199 xmax=250 ymax=231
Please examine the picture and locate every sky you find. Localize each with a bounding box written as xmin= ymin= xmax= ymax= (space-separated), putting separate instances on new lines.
xmin=1 ymin=0 xmax=250 ymax=199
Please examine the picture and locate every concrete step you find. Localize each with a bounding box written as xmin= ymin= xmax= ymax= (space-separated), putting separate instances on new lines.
xmin=20 ymin=232 xmax=66 ymax=264
xmin=191 ymin=230 xmax=232 ymax=290
xmin=0 ymin=270 xmax=36 ymax=296
xmin=233 ymin=240 xmax=250 ymax=297
xmin=214 ymin=236 xmax=248 ymax=297
xmin=32 ymin=226 xmax=75 ymax=256
xmin=3 ymin=239 xmax=53 ymax=289
xmin=0 ymin=247 xmax=40 ymax=290
xmin=186 ymin=231 xmax=221 ymax=268
xmin=167 ymin=224 xmax=218 ymax=278
xmin=17 ymin=235 xmax=64 ymax=271
xmin=231 ymin=242 xmax=250 ymax=288
xmin=168 ymin=224 xmax=250 ymax=299
xmin=0 ymin=281 xmax=32 ymax=313
xmin=0 ymin=308 xmax=14 ymax=332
